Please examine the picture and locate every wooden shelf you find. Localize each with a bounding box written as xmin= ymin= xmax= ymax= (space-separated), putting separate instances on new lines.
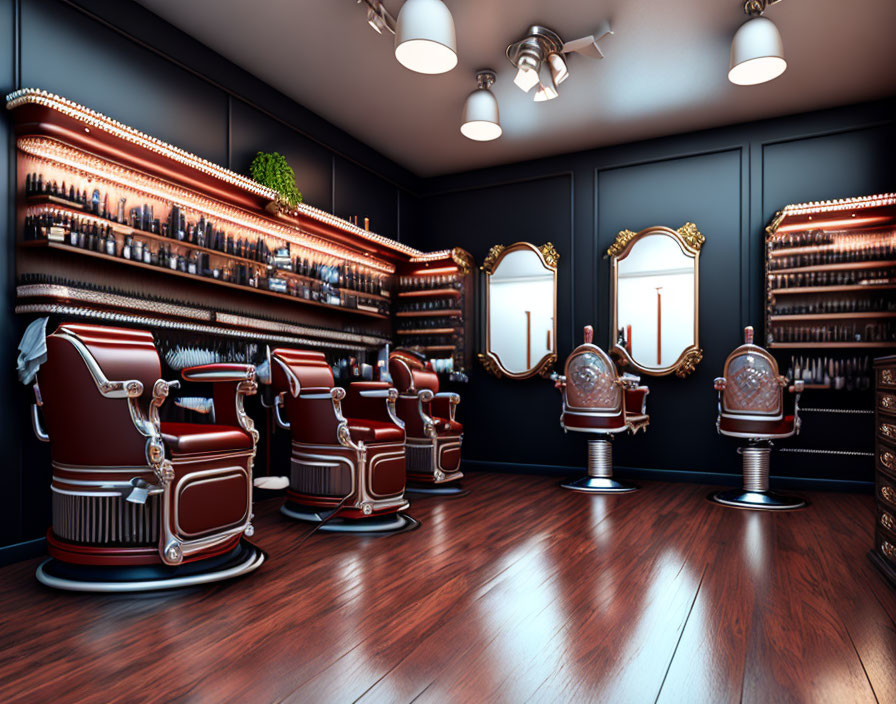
xmin=19 ymin=240 xmax=389 ymax=319
xmin=421 ymin=345 xmax=456 ymax=352
xmin=22 ymin=201 xmax=391 ymax=303
xmin=771 ymin=283 xmax=896 ymax=295
xmin=769 ymin=260 xmax=896 ymax=275
xmin=396 ymin=327 xmax=459 ymax=335
xmin=770 ymin=311 xmax=896 ymax=322
xmin=397 ymin=288 xmax=461 ymax=299
xmin=769 ymin=342 xmax=896 ymax=349
xmin=395 ymin=309 xmax=462 ymax=318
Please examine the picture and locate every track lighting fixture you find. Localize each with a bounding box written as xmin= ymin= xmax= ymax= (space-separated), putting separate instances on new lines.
xmin=360 ymin=0 xmax=457 ymax=75
xmin=506 ymin=22 xmax=612 ymax=103
xmin=461 ymin=70 xmax=502 ymax=142
xmin=729 ymin=0 xmax=786 ymax=85
xmin=394 ymin=0 xmax=458 ymax=74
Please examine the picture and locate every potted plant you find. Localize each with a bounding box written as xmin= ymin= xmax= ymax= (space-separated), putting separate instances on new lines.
xmin=249 ymin=151 xmax=303 ymax=213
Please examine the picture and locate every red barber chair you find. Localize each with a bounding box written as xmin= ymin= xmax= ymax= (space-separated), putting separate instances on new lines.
xmin=711 ymin=326 xmax=806 ymax=510
xmin=30 ymin=323 xmax=264 ymax=592
xmin=270 ymin=348 xmax=418 ymax=533
xmin=552 ymin=326 xmax=649 ymax=493
xmin=389 ymin=348 xmax=464 ymax=495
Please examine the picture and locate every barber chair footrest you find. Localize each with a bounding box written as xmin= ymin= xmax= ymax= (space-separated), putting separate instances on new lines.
xmin=561 ymin=476 xmax=638 ymax=494
xmin=710 ymin=488 xmax=806 ymax=510
xmin=405 ymin=481 xmax=469 ymax=497
xmin=35 ymin=539 xmax=265 ymax=592
xmin=280 ymin=502 xmax=420 ymax=535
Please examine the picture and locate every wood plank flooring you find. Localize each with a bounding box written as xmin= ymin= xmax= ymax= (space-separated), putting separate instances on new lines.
xmin=0 ymin=472 xmax=894 ymax=703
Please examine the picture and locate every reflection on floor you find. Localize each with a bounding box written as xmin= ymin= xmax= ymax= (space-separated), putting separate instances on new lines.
xmin=0 ymin=473 xmax=894 ymax=703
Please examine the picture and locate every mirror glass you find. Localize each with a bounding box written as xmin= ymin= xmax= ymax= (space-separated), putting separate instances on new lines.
xmin=481 ymin=242 xmax=558 ymax=379
xmin=610 ymin=225 xmax=703 ymax=377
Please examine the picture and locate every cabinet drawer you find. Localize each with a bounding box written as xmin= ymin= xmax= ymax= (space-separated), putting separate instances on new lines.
xmin=880 ymin=447 xmax=896 ymax=477
xmin=879 ymin=392 xmax=896 ymax=417
xmin=878 ymin=473 xmax=896 ymax=509
xmin=879 ymin=505 xmax=896 ymax=537
xmin=875 ymin=531 xmax=896 ymax=570
xmin=880 ymin=366 xmax=896 ymax=389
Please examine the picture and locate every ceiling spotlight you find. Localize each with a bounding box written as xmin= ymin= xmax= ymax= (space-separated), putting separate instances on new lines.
xmin=729 ymin=0 xmax=786 ymax=85
xmin=533 ymin=61 xmax=559 ymax=102
xmin=546 ymin=52 xmax=568 ymax=85
xmin=366 ymin=3 xmax=388 ymax=35
xmin=461 ymin=70 xmax=502 ymax=142
xmin=394 ymin=0 xmax=458 ymax=74
xmin=507 ymin=23 xmax=612 ymax=103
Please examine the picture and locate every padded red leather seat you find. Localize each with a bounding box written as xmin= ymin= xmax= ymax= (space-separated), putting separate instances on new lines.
xmin=711 ymin=326 xmax=805 ymax=510
xmin=389 ymin=349 xmax=464 ymax=487
xmin=160 ymin=423 xmax=253 ymax=455
xmin=28 ymin=322 xmax=264 ymax=592
xmin=553 ymin=325 xmax=649 ymax=494
xmin=270 ymin=348 xmax=413 ymax=530
xmin=347 ymin=419 xmax=406 ymax=444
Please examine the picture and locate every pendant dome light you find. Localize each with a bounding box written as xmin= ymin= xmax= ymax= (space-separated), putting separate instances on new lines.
xmin=394 ymin=0 xmax=458 ymax=75
xmin=729 ymin=1 xmax=787 ymax=85
xmin=461 ymin=70 xmax=502 ymax=141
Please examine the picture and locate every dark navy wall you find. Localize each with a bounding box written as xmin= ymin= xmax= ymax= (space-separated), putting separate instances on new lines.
xmin=0 ymin=0 xmax=421 ymax=550
xmin=415 ymin=101 xmax=896 ymax=487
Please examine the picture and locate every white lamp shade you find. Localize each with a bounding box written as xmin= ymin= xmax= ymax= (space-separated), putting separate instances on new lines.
xmin=461 ymin=88 xmax=502 ymax=141
xmin=547 ymin=52 xmax=568 ymax=85
xmin=729 ymin=16 xmax=786 ymax=86
xmin=394 ymin=0 xmax=457 ymax=74
xmin=513 ymin=63 xmax=540 ymax=93
xmin=533 ymin=60 xmax=559 ymax=102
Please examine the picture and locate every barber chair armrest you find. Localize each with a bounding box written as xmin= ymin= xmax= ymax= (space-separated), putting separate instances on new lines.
xmin=431 ymin=391 xmax=460 ymax=422
xmin=181 ymin=364 xmax=258 ymax=444
xmin=788 ymin=379 xmax=804 ymax=434
xmin=550 ymin=372 xmax=566 ymax=391
xmin=181 ymin=363 xmax=256 ymax=383
xmin=344 ymin=382 xmax=404 ymax=429
xmin=624 ymin=387 xmax=650 ymax=415
xmin=417 ymin=389 xmax=438 ymax=439
xmin=616 ymin=376 xmax=641 ymax=390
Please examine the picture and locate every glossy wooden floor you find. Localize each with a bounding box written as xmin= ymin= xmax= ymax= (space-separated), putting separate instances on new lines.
xmin=1 ymin=473 xmax=895 ymax=703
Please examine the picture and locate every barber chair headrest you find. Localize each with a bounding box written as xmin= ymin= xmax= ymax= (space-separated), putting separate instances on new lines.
xmin=270 ymin=348 xmax=333 ymax=398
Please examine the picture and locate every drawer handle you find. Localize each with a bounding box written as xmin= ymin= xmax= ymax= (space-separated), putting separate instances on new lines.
xmin=882 ymin=394 xmax=896 ymax=410
xmin=883 ymin=511 xmax=896 ymax=532
xmin=883 ymin=451 xmax=896 ymax=471
xmin=883 ymin=485 xmax=896 ymax=503
xmin=882 ymin=424 xmax=896 ymax=439
xmin=882 ymin=369 xmax=895 ymax=385
xmin=883 ymin=541 xmax=896 ymax=561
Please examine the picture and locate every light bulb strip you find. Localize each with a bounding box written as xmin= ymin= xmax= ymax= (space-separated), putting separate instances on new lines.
xmin=18 ymin=137 xmax=396 ymax=274
xmin=7 ymin=88 xmax=439 ymax=259
xmin=780 ymin=193 xmax=896 ymax=217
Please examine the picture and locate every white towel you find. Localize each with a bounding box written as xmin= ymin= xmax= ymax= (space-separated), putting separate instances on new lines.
xmin=17 ymin=317 xmax=49 ymax=385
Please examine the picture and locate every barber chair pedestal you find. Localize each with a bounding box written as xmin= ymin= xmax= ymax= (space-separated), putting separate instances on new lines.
xmin=561 ymin=438 xmax=637 ymax=494
xmin=280 ymin=502 xmax=419 ymax=534
xmin=711 ymin=443 xmax=806 ymax=510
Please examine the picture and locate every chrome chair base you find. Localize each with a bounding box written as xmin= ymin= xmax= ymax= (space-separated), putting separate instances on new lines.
xmin=710 ymin=488 xmax=806 ymax=510
xmin=561 ymin=476 xmax=638 ymax=494
xmin=35 ymin=539 xmax=265 ymax=593
xmin=281 ymin=502 xmax=420 ymax=535
xmin=405 ymin=482 xmax=469 ymax=497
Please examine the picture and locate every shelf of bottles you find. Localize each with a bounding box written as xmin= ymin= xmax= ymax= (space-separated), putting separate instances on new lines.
xmin=765 ymin=193 xmax=896 ymax=392
xmin=394 ymin=253 xmax=474 ymax=377
xmin=17 ymin=147 xmax=394 ymax=319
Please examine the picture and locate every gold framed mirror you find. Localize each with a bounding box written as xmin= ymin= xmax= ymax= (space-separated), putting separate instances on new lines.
xmin=479 ymin=242 xmax=559 ymax=379
xmin=608 ymin=223 xmax=704 ymax=378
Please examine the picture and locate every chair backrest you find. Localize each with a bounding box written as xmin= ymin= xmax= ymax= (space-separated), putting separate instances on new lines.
xmin=720 ymin=326 xmax=783 ymax=420
xmin=37 ymin=323 xmax=161 ymax=466
xmin=270 ymin=348 xmax=340 ymax=444
xmin=563 ymin=343 xmax=623 ymax=416
xmin=389 ymin=349 xmax=439 ymax=394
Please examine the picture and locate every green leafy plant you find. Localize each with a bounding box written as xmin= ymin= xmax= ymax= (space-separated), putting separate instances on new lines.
xmin=249 ymin=151 xmax=303 ymax=209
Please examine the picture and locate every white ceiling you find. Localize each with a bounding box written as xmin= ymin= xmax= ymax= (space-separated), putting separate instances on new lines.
xmin=136 ymin=0 xmax=896 ymax=177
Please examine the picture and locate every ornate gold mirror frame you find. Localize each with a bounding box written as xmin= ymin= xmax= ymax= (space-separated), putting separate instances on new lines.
xmin=608 ymin=223 xmax=704 ymax=378
xmin=479 ymin=242 xmax=559 ymax=379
